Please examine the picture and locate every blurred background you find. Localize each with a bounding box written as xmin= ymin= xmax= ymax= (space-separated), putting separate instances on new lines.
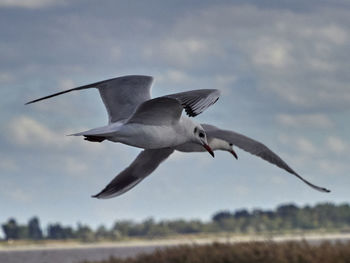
xmin=0 ymin=0 xmax=349 ymax=239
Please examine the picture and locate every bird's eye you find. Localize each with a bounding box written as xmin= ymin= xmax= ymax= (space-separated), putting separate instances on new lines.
xmin=199 ymin=132 xmax=205 ymax=138
xmin=194 ymin=127 xmax=198 ymax=134
xmin=229 ymin=143 xmax=233 ymax=146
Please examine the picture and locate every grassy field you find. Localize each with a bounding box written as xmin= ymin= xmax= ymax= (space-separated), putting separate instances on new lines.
xmin=83 ymin=241 xmax=350 ymax=263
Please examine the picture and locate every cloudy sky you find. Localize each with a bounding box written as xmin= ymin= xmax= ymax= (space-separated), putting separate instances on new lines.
xmin=1 ymin=0 xmax=349 ymax=232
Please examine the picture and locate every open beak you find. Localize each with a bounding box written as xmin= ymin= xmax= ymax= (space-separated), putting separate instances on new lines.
xmin=203 ymin=144 xmax=215 ymax=158
xmin=230 ymin=150 xmax=238 ymax=160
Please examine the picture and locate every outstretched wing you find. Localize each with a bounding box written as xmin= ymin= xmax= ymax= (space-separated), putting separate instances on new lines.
xmin=127 ymin=97 xmax=184 ymax=126
xmin=93 ymin=148 xmax=174 ymax=199
xmin=202 ymin=124 xmax=330 ymax=193
xmin=166 ymin=89 xmax=220 ymax=117
xmin=127 ymin=89 xmax=221 ymax=126
xmin=26 ymin=75 xmax=154 ymax=123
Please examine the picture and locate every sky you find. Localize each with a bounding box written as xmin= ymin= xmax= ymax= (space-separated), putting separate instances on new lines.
xmin=0 ymin=0 xmax=350 ymax=233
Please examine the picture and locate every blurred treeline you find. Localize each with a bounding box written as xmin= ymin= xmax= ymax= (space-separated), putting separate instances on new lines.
xmin=2 ymin=202 xmax=350 ymax=242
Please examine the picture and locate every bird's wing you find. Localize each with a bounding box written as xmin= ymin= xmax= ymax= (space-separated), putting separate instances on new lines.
xmin=127 ymin=97 xmax=184 ymax=125
xmin=165 ymin=89 xmax=220 ymax=117
xmin=26 ymin=75 xmax=153 ymax=123
xmin=93 ymin=148 xmax=174 ymax=199
xmin=127 ymin=89 xmax=221 ymax=126
xmin=202 ymin=124 xmax=330 ymax=193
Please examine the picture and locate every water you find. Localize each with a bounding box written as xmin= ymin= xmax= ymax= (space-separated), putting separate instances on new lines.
xmin=0 ymin=245 xmax=164 ymax=263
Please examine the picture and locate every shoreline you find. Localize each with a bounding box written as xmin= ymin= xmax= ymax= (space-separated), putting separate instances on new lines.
xmin=1 ymin=232 xmax=350 ymax=252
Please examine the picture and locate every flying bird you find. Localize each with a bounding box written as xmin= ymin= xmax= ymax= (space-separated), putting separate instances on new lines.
xmin=27 ymin=75 xmax=330 ymax=198
xmin=93 ymin=123 xmax=330 ymax=199
xmin=26 ymin=75 xmax=220 ymax=156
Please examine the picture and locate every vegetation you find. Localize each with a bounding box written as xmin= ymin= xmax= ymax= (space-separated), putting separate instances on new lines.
xmin=83 ymin=241 xmax=350 ymax=263
xmin=2 ymin=202 xmax=350 ymax=242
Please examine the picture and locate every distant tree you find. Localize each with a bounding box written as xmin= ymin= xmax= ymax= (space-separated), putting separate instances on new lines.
xmin=28 ymin=217 xmax=43 ymax=240
xmin=112 ymin=220 xmax=135 ymax=237
xmin=212 ymin=211 xmax=233 ymax=222
xmin=76 ymin=223 xmax=94 ymax=242
xmin=234 ymin=209 xmax=250 ymax=219
xmin=149 ymin=221 xmax=172 ymax=236
xmin=47 ymin=224 xmax=64 ymax=239
xmin=95 ymin=225 xmax=110 ymax=240
xmin=2 ymin=218 xmax=19 ymax=240
xmin=166 ymin=219 xmax=202 ymax=234
xmin=47 ymin=224 xmax=74 ymax=239
xmin=18 ymin=225 xmax=29 ymax=239
xmin=277 ymin=204 xmax=298 ymax=218
xmin=141 ymin=218 xmax=156 ymax=236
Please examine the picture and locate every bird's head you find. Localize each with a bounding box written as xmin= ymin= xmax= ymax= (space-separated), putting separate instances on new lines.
xmin=192 ymin=125 xmax=215 ymax=157
xmin=208 ymin=138 xmax=238 ymax=159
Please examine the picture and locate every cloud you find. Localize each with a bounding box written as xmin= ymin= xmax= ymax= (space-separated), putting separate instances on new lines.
xmin=322 ymin=24 xmax=348 ymax=45
xmin=214 ymin=75 xmax=237 ymax=95
xmin=295 ymin=137 xmax=317 ymax=155
xmin=278 ymin=134 xmax=316 ymax=155
xmin=279 ymin=133 xmax=349 ymax=159
xmin=156 ymin=70 xmax=191 ymax=84
xmin=276 ymin=113 xmax=333 ymax=128
xmin=326 ymin=136 xmax=347 ymax=154
xmin=144 ymin=37 xmax=222 ymax=68
xmin=3 ymin=1 xmax=349 ymax=112
xmin=5 ymin=116 xmax=107 ymax=154
xmin=0 ymin=0 xmax=63 ymax=8
xmin=0 ymin=0 xmax=61 ymax=8
xmin=110 ymin=46 xmax=122 ymax=60
xmin=0 ymin=183 xmax=33 ymax=203
xmin=318 ymin=159 xmax=347 ymax=175
xmin=0 ymin=72 xmax=13 ymax=83
xmin=64 ymin=157 xmax=89 ymax=176
xmin=246 ymin=21 xmax=350 ymax=108
xmin=0 ymin=156 xmax=18 ymax=171
xmin=58 ymin=78 xmax=76 ymax=91
xmin=7 ymin=116 xmax=61 ymax=147
xmin=252 ymin=38 xmax=292 ymax=68
xmin=300 ymin=24 xmax=348 ymax=45
xmin=151 ymin=4 xmax=350 ymax=110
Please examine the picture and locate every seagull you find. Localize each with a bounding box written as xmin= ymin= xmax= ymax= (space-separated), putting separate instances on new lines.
xmin=27 ymin=75 xmax=330 ymax=199
xmin=26 ymin=75 xmax=220 ymax=156
xmin=93 ymin=125 xmax=331 ymax=199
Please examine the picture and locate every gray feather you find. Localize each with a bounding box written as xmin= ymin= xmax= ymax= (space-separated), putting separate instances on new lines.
xmin=201 ymin=124 xmax=330 ymax=193
xmin=93 ymin=148 xmax=174 ymax=199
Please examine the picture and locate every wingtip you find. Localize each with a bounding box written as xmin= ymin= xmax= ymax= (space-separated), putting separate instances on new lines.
xmin=25 ymin=97 xmax=45 ymax=105
xmin=91 ymin=189 xmax=109 ymax=199
xmin=323 ymin=188 xmax=331 ymax=193
xmin=315 ymin=186 xmax=331 ymax=193
xmin=91 ymin=194 xmax=100 ymax=199
xmin=91 ymin=191 xmax=105 ymax=199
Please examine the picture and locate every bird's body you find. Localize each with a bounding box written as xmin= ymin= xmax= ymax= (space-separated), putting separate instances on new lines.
xmin=110 ymin=123 xmax=182 ymax=149
xmin=76 ymin=116 xmax=201 ymax=150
